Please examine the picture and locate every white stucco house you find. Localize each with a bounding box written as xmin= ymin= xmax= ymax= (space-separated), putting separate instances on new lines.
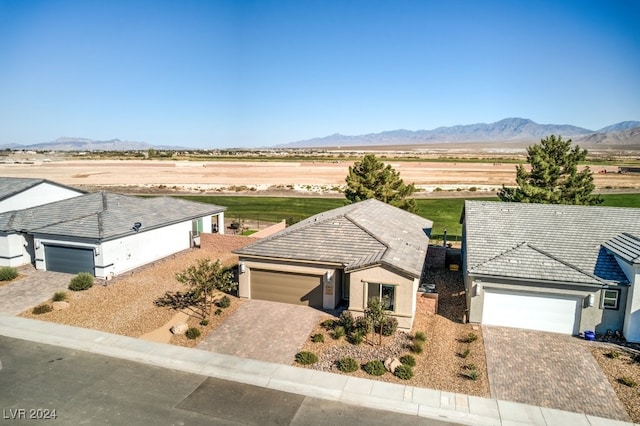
xmin=462 ymin=200 xmax=640 ymax=343
xmin=0 ymin=177 xmax=84 ymax=213
xmin=0 ymin=188 xmax=225 ymax=278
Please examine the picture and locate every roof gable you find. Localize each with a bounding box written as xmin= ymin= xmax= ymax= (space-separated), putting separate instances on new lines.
xmin=0 ymin=177 xmax=83 ymax=202
xmin=604 ymin=233 xmax=640 ymax=265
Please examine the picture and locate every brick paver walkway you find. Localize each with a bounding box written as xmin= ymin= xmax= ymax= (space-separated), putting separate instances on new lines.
xmin=197 ymin=299 xmax=328 ymax=364
xmin=483 ymin=325 xmax=630 ymax=422
xmin=0 ymin=266 xmax=72 ymax=315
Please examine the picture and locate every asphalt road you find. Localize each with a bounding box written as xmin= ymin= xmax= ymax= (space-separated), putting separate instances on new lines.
xmin=0 ymin=336 xmax=456 ymax=425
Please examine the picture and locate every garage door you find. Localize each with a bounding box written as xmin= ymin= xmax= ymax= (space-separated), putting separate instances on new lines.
xmin=44 ymin=245 xmax=95 ymax=275
xmin=251 ymin=269 xmax=323 ymax=307
xmin=482 ymin=290 xmax=579 ymax=334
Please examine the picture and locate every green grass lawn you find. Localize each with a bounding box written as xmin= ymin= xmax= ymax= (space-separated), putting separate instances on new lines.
xmin=178 ymin=193 xmax=639 ymax=238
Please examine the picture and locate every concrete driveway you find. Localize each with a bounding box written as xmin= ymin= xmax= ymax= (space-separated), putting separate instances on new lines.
xmin=197 ymin=299 xmax=329 ymax=365
xmin=482 ymin=325 xmax=630 ymax=422
xmin=0 ymin=266 xmax=72 ymax=315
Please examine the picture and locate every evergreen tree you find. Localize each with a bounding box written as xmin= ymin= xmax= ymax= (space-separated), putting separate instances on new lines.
xmin=345 ymin=154 xmax=417 ymax=212
xmin=498 ymin=135 xmax=603 ymax=205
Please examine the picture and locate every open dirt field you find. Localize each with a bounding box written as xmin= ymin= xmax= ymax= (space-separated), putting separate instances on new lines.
xmin=2 ymin=159 xmax=639 ymax=195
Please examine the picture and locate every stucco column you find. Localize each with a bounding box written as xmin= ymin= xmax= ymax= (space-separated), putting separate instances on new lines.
xmin=217 ymin=212 xmax=225 ymax=235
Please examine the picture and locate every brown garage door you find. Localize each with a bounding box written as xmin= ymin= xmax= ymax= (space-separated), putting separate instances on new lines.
xmin=251 ymin=269 xmax=323 ymax=307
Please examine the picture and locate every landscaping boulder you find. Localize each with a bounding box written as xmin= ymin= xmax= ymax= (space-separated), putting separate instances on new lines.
xmin=170 ymin=323 xmax=188 ymax=335
xmin=384 ymin=357 xmax=402 ymax=373
xmin=52 ymin=301 xmax=70 ymax=311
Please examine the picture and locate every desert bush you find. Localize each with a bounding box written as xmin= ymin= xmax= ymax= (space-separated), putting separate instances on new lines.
xmin=380 ymin=316 xmax=398 ymax=336
xmin=337 ymin=357 xmax=359 ymax=373
xmin=363 ymin=360 xmax=386 ymax=376
xmin=400 ymin=354 xmax=416 ymax=367
xmin=332 ymin=325 xmax=345 ymax=339
xmin=464 ymin=332 xmax=478 ymax=343
xmin=311 ymin=333 xmax=325 ymax=343
xmin=414 ymin=331 xmax=427 ymax=342
xmin=199 ymin=319 xmax=209 ymax=326
xmin=68 ymin=272 xmax=94 ymax=291
xmin=349 ymin=330 xmax=365 ymax=345
xmin=464 ymin=368 xmax=480 ymax=381
xmin=295 ymin=351 xmax=318 ymax=365
xmin=411 ymin=341 xmax=424 ymax=354
xmin=32 ymin=304 xmax=52 ymax=315
xmin=0 ymin=266 xmax=18 ymax=281
xmin=214 ymin=308 xmax=223 ymax=315
xmin=354 ymin=316 xmax=371 ymax=334
xmin=394 ymin=364 xmax=414 ymax=380
xmin=339 ymin=311 xmax=355 ymax=333
xmin=217 ymin=295 xmax=231 ymax=308
xmin=606 ymin=350 xmax=620 ymax=359
xmin=321 ymin=319 xmax=336 ymax=329
xmin=185 ymin=327 xmax=201 ymax=340
xmin=460 ymin=348 xmax=470 ymax=358
xmin=52 ymin=291 xmax=67 ymax=302
xmin=618 ymin=376 xmax=637 ymax=387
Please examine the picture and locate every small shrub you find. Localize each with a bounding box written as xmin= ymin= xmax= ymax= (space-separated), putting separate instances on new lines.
xmin=363 ymin=360 xmax=386 ymax=376
xmin=52 ymin=291 xmax=67 ymax=302
xmin=400 ymin=354 xmax=416 ymax=367
xmin=414 ymin=331 xmax=427 ymax=342
xmin=337 ymin=357 xmax=359 ymax=373
xmin=339 ymin=311 xmax=354 ymax=333
xmin=199 ymin=319 xmax=209 ymax=326
xmin=0 ymin=266 xmax=18 ymax=281
xmin=354 ymin=316 xmax=371 ymax=334
xmin=349 ymin=330 xmax=365 ymax=345
xmin=465 ymin=332 xmax=478 ymax=343
xmin=214 ymin=308 xmax=223 ymax=316
xmin=217 ymin=295 xmax=231 ymax=308
xmin=411 ymin=341 xmax=424 ymax=354
xmin=311 ymin=333 xmax=325 ymax=343
xmin=618 ymin=376 xmax=637 ymax=387
xmin=68 ymin=272 xmax=94 ymax=291
xmin=464 ymin=368 xmax=480 ymax=381
xmin=394 ymin=364 xmax=414 ymax=380
xmin=333 ymin=325 xmax=345 ymax=339
xmin=32 ymin=304 xmax=52 ymax=315
xmin=321 ymin=319 xmax=336 ymax=329
xmin=460 ymin=348 xmax=470 ymax=359
xmin=295 ymin=351 xmax=318 ymax=365
xmin=381 ymin=316 xmax=398 ymax=336
xmin=606 ymin=350 xmax=620 ymax=359
xmin=469 ymin=186 xmax=478 ymax=192
xmin=185 ymin=327 xmax=201 ymax=339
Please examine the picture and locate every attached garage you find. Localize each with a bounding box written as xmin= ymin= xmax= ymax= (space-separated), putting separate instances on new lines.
xmin=250 ymin=269 xmax=323 ymax=307
xmin=482 ymin=290 xmax=580 ymax=335
xmin=44 ymin=245 xmax=95 ymax=275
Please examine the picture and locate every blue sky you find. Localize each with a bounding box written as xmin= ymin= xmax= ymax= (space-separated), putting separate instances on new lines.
xmin=0 ymin=0 xmax=638 ymax=148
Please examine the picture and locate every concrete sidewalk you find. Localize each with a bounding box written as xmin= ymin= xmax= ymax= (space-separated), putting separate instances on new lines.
xmin=0 ymin=315 xmax=634 ymax=426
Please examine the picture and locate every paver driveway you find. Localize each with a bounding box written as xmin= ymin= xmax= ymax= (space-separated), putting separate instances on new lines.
xmin=483 ymin=325 xmax=630 ymax=422
xmin=197 ymin=299 xmax=329 ymax=364
xmin=0 ymin=266 xmax=71 ymax=315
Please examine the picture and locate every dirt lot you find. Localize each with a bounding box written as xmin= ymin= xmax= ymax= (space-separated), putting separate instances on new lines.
xmin=1 ymin=159 xmax=639 ymax=196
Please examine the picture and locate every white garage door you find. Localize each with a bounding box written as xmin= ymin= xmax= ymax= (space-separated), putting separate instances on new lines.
xmin=482 ymin=290 xmax=579 ymax=334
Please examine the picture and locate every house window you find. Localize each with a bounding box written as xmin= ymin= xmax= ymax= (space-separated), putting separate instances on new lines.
xmin=192 ymin=218 xmax=203 ymax=237
xmin=366 ymin=282 xmax=396 ymax=311
xmin=601 ymin=289 xmax=620 ymax=310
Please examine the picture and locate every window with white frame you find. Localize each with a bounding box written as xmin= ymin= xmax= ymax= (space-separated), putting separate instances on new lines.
xmin=366 ymin=282 xmax=396 ymax=311
xmin=601 ymin=289 xmax=620 ymax=310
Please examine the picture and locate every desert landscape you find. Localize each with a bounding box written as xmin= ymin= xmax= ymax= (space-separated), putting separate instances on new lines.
xmin=1 ymin=158 xmax=639 ymax=196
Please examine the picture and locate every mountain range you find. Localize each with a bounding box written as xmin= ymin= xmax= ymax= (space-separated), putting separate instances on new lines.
xmin=281 ymin=118 xmax=640 ymax=148
xmin=2 ymin=118 xmax=639 ymax=151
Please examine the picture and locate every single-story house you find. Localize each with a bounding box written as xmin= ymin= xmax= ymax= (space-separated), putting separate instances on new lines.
xmin=461 ymin=200 xmax=640 ymax=342
xmin=0 ymin=177 xmax=84 ymax=213
xmin=234 ymin=198 xmax=433 ymax=330
xmin=0 ymin=191 xmax=225 ymax=278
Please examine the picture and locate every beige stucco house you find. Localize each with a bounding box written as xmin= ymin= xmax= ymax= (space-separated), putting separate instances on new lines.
xmin=234 ymin=199 xmax=433 ymax=330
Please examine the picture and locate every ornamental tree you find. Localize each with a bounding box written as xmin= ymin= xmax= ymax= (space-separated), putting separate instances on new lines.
xmin=345 ymin=154 xmax=417 ymax=212
xmin=498 ymin=135 xmax=603 ymax=205
xmin=175 ymin=258 xmax=236 ymax=319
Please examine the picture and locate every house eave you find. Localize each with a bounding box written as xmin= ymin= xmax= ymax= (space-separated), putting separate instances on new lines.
xmin=466 ymin=271 xmax=611 ymax=289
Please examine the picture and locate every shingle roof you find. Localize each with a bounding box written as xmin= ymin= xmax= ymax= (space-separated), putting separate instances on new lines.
xmin=0 ymin=177 xmax=82 ymax=201
xmin=463 ymin=201 xmax=640 ymax=284
xmin=0 ymin=192 xmax=225 ymax=241
xmin=603 ymin=233 xmax=640 ymax=265
xmin=234 ymin=199 xmax=433 ymax=278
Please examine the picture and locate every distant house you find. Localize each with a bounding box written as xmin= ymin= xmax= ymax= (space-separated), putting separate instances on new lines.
xmin=461 ymin=200 xmax=640 ymax=342
xmin=0 ymin=189 xmax=225 ymax=278
xmin=0 ymin=177 xmax=84 ymax=213
xmin=234 ymin=199 xmax=433 ymax=330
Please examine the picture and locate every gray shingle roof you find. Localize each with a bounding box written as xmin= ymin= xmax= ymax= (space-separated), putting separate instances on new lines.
xmin=234 ymin=199 xmax=433 ymax=278
xmin=0 ymin=177 xmax=82 ymax=201
xmin=603 ymin=233 xmax=640 ymax=265
xmin=464 ymin=201 xmax=640 ymax=284
xmin=0 ymin=192 xmax=225 ymax=241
